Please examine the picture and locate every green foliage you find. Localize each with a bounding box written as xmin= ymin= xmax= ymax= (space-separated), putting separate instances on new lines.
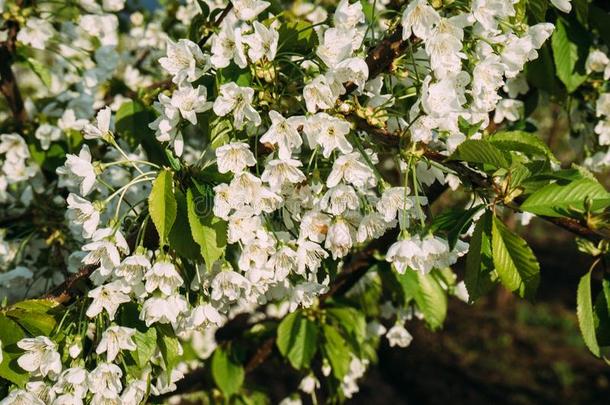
xmin=551 ymin=17 xmax=591 ymax=93
xmin=449 ymin=139 xmax=510 ymax=169
xmin=131 ymin=327 xmax=158 ymax=369
xmin=186 ymin=187 xmax=227 ymax=269
xmin=0 ymin=315 xmax=27 ymax=386
xmin=115 ymin=100 xmax=168 ymax=165
xmin=5 ymin=299 xmax=59 ymax=336
xmin=168 ymin=189 xmax=201 ymax=260
xmin=277 ymin=21 xmax=318 ymax=54
xmin=149 ymin=169 xmax=177 ymax=246
xmin=321 ymin=324 xmax=351 ymax=380
xmin=397 ymin=270 xmax=447 ymax=330
xmin=577 ymin=270 xmax=600 ymax=356
xmin=521 ymin=178 xmax=610 ymax=217
xmin=465 ymin=211 xmax=496 ymax=302
xmin=212 ymin=346 xmax=245 ymax=396
xmin=491 ymin=215 xmax=540 ymax=299
xmin=276 ymin=310 xmax=319 ymax=370
xmin=488 ymin=131 xmax=558 ymax=162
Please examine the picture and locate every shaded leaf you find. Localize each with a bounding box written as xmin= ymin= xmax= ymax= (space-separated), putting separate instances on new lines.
xmin=465 ymin=211 xmax=496 ymax=302
xmin=0 ymin=315 xmax=28 ymax=387
xmin=212 ymin=346 xmax=245 ymax=396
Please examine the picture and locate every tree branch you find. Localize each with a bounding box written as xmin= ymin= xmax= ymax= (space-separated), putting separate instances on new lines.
xmin=0 ymin=16 xmax=27 ymax=126
xmin=355 ymin=116 xmax=603 ymax=241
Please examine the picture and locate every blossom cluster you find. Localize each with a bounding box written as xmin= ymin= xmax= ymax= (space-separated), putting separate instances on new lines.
xmin=0 ymin=0 xmax=564 ymax=402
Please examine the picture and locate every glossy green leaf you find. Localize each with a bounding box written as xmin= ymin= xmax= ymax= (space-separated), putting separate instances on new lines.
xmin=148 ymin=169 xmax=177 ymax=246
xmin=168 ymin=189 xmax=201 ymax=260
xmin=449 ymin=139 xmax=509 ymax=169
xmin=520 ymin=178 xmax=610 ymax=217
xmin=186 ymin=187 xmax=227 ymax=268
xmin=0 ymin=315 xmax=28 ymax=387
xmin=465 ymin=211 xmax=496 ymax=302
xmin=551 ymin=17 xmax=590 ymax=93
xmin=489 ymin=131 xmax=557 ymax=162
xmin=398 ymin=271 xmax=447 ymax=330
xmin=577 ymin=270 xmax=600 ymax=357
xmin=491 ymin=216 xmax=540 ymax=299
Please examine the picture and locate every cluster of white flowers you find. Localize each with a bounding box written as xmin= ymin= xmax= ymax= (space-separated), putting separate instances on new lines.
xmin=402 ymin=0 xmax=553 ymax=150
xmin=582 ymin=48 xmax=610 ymax=171
xmin=0 ymin=0 xmax=559 ymax=401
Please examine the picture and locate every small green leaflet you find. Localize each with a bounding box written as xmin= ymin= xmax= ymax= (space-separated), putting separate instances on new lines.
xmin=465 ymin=211 xmax=496 ymax=302
xmin=276 ymin=311 xmax=319 ymax=370
xmin=577 ymin=270 xmax=600 ymax=357
xmin=491 ymin=216 xmax=540 ymax=299
xmin=148 ymin=169 xmax=177 ymax=246
xmin=520 ymin=178 xmax=610 ymax=217
xmin=186 ymin=187 xmax=227 ymax=269
xmin=449 ymin=139 xmax=509 ymax=169
xmin=211 ymin=346 xmax=245 ymax=396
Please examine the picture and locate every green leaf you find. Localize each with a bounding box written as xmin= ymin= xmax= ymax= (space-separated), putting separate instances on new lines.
xmin=115 ymin=100 xmax=168 ymax=165
xmin=449 ymin=139 xmax=509 ymax=169
xmin=397 ymin=271 xmax=447 ymax=330
xmin=527 ymin=43 xmax=559 ymax=95
xmin=326 ymin=306 xmax=366 ymax=346
xmin=465 ymin=211 xmax=496 ymax=302
xmin=26 ymin=57 xmax=52 ymax=87
xmin=526 ymin=0 xmax=548 ymax=22
xmin=277 ymin=21 xmax=318 ymax=54
xmin=148 ymin=169 xmax=177 ymax=246
xmin=577 ymin=270 xmax=600 ymax=357
xmin=132 ymin=327 xmax=157 ymax=369
xmin=520 ymin=178 xmax=610 ymax=217
xmin=491 ymin=216 xmax=540 ymax=299
xmin=276 ymin=311 xmax=319 ymax=369
xmin=488 ymin=131 xmax=557 ymax=162
xmin=6 ymin=299 xmax=59 ymax=336
xmin=594 ymin=279 xmax=610 ymax=347
xmin=157 ymin=325 xmax=182 ymax=372
xmin=322 ymin=324 xmax=351 ymax=380
xmin=218 ymin=64 xmax=252 ymax=87
xmin=186 ymin=187 xmax=227 ymax=268
xmin=0 ymin=315 xmax=28 ymax=387
xmin=168 ymin=189 xmax=201 ymax=260
xmin=551 ymin=17 xmax=591 ymax=93
xmin=212 ymin=346 xmax=245 ymax=396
